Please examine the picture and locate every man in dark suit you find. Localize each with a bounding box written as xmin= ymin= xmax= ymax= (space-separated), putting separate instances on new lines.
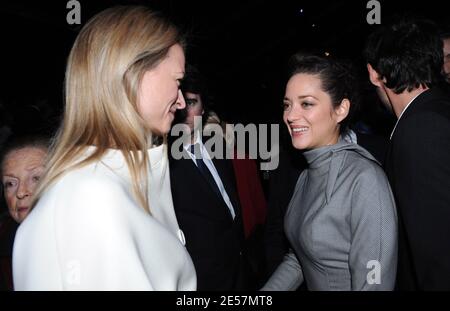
xmin=365 ymin=18 xmax=450 ymax=290
xmin=168 ymin=66 xmax=246 ymax=290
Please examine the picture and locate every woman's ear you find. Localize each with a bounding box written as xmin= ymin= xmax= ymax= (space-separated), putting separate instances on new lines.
xmin=335 ymin=98 xmax=350 ymax=123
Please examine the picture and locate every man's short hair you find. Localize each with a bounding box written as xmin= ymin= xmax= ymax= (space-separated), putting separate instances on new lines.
xmin=181 ymin=64 xmax=207 ymax=97
xmin=364 ymin=17 xmax=444 ymax=94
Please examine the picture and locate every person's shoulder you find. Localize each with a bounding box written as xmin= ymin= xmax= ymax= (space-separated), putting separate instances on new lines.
xmin=394 ymin=90 xmax=450 ymax=143
xmin=25 ymin=163 xmax=142 ymax=243
xmin=399 ymin=107 xmax=450 ymax=140
xmin=408 ymin=88 xmax=450 ymax=120
xmin=56 ymin=160 xmax=123 ymax=188
xmin=341 ymin=148 xmax=386 ymax=182
xmin=41 ymin=163 xmax=130 ymax=215
xmin=337 ymin=151 xmax=391 ymax=204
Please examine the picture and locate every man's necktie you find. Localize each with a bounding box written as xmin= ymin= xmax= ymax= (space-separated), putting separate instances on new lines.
xmin=190 ymin=144 xmax=224 ymax=202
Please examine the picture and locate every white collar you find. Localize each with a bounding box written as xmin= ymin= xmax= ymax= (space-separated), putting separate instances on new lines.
xmin=183 ymin=130 xmax=203 ymax=153
xmin=390 ymin=92 xmax=422 ymax=140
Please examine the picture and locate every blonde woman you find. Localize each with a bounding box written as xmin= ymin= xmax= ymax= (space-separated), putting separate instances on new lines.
xmin=12 ymin=6 xmax=196 ymax=290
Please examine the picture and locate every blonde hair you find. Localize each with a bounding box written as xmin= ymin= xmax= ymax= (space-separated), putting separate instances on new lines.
xmin=33 ymin=6 xmax=183 ymax=213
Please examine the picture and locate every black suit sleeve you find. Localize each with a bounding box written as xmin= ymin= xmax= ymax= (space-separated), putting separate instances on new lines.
xmin=395 ymin=111 xmax=450 ymax=289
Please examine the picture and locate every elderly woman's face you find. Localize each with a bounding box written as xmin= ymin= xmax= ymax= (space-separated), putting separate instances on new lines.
xmin=2 ymin=147 xmax=46 ymax=223
xmin=138 ymin=44 xmax=187 ymax=136
xmin=283 ymin=73 xmax=344 ymax=150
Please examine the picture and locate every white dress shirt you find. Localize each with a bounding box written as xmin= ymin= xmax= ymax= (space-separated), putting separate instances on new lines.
xmin=183 ymin=133 xmax=236 ymax=219
xmin=390 ymin=92 xmax=423 ymax=140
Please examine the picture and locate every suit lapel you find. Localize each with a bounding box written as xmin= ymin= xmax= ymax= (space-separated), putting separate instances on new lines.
xmin=182 ymin=145 xmax=237 ymax=221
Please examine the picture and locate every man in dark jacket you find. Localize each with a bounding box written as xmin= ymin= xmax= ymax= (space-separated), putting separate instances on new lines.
xmin=169 ymin=65 xmax=248 ymax=290
xmin=365 ymin=17 xmax=450 ymax=290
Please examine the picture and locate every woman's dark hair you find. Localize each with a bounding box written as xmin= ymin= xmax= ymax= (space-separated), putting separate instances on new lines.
xmin=364 ymin=17 xmax=444 ymax=94
xmin=286 ymin=52 xmax=361 ymax=133
xmin=0 ymin=134 xmax=50 ymax=175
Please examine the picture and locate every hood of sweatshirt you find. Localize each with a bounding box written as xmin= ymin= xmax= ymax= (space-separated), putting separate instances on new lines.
xmin=302 ymin=139 xmax=380 ymax=204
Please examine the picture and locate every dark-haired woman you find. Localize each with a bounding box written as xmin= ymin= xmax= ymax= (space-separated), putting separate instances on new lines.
xmin=262 ymin=53 xmax=397 ymax=291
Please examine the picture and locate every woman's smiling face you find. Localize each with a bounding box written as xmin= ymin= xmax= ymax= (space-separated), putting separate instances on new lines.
xmin=137 ymin=44 xmax=187 ymax=135
xmin=283 ymin=73 xmax=344 ymax=150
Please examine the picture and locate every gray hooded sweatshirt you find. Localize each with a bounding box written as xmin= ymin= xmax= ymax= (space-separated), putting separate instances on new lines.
xmin=263 ymin=140 xmax=398 ymax=291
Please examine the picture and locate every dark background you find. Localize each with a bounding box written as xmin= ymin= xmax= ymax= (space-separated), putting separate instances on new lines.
xmin=0 ymin=0 xmax=448 ymax=137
